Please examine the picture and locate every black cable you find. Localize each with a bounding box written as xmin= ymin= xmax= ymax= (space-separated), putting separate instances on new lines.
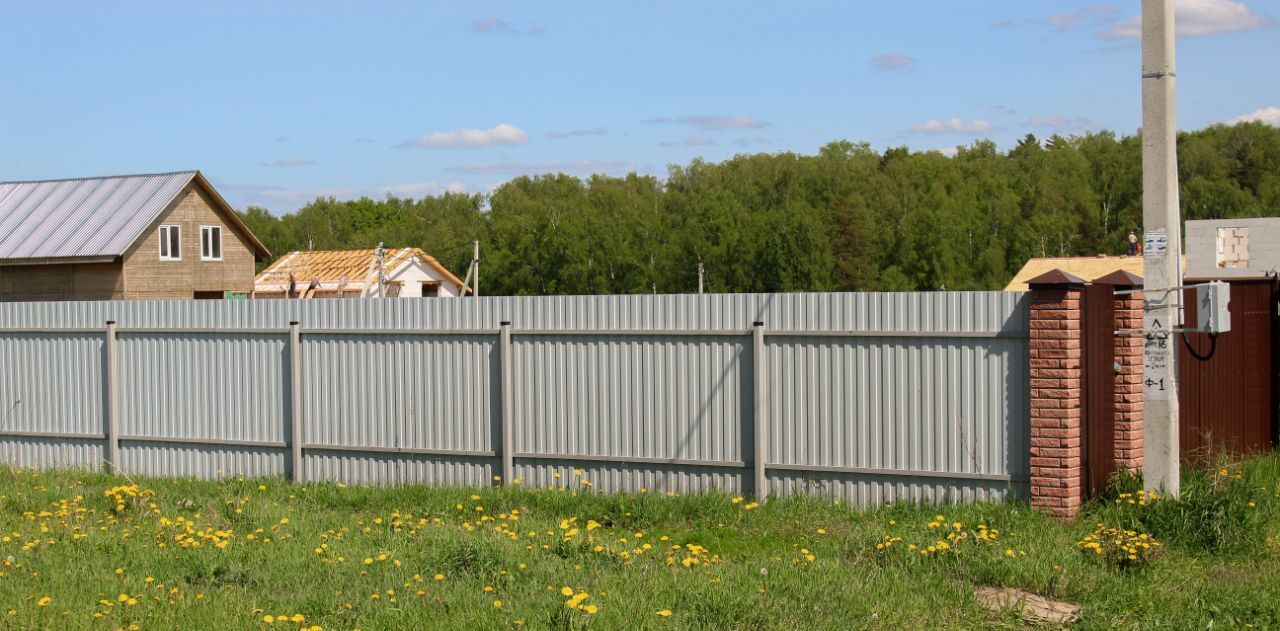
xmin=1181 ymin=331 xmax=1218 ymax=362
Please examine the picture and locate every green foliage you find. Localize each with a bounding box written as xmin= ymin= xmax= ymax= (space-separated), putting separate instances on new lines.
xmin=239 ymin=124 xmax=1280 ymax=293
xmin=1093 ymin=452 xmax=1277 ymax=553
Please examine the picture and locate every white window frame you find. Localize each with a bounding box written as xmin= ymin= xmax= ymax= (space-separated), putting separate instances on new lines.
xmin=200 ymin=225 xmax=223 ymax=261
xmin=158 ymin=225 xmax=181 ymax=261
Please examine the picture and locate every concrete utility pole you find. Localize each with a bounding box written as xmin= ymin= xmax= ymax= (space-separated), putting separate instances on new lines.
xmin=472 ymin=240 xmax=480 ymax=297
xmin=697 ymin=261 xmax=705 ymax=294
xmin=1141 ymin=0 xmax=1181 ymax=496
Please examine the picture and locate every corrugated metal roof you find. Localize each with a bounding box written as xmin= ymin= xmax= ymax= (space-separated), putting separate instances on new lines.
xmin=0 ymin=171 xmax=197 ymax=262
xmin=255 ymin=247 xmax=467 ymax=290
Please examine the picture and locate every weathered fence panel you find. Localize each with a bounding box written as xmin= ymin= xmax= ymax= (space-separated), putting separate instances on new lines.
xmin=0 ymin=292 xmax=1031 ymax=505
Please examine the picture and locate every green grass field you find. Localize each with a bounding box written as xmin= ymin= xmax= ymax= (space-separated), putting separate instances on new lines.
xmin=0 ymin=454 xmax=1277 ymax=630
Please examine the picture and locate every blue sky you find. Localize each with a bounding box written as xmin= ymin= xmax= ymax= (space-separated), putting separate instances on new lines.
xmin=2 ymin=0 xmax=1278 ymax=214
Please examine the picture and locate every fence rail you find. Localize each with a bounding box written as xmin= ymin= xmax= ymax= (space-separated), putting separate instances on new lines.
xmin=0 ymin=292 xmax=1030 ymax=505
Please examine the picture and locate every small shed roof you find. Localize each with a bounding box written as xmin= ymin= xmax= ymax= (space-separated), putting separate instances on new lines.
xmin=1004 ymin=256 xmax=1148 ymax=291
xmin=0 ymin=170 xmax=270 ymax=264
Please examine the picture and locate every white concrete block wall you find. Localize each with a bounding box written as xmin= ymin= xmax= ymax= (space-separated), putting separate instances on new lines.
xmin=1185 ymin=218 xmax=1280 ymax=279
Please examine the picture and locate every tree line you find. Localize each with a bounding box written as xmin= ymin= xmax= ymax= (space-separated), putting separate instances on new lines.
xmin=238 ymin=122 xmax=1280 ymax=294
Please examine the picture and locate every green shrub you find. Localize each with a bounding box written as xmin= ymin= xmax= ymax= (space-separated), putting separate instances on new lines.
xmin=1093 ymin=452 xmax=1271 ymax=553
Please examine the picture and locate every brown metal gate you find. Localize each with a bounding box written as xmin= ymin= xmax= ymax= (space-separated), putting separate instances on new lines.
xmin=1179 ymin=279 xmax=1278 ymax=459
xmin=1083 ymin=282 xmax=1117 ymax=494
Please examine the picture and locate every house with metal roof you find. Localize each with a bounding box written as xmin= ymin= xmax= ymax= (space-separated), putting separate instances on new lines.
xmin=253 ymin=246 xmax=468 ymax=298
xmin=0 ymin=171 xmax=271 ymax=301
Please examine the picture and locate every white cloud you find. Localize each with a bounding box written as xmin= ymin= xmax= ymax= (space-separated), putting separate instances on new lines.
xmin=643 ymin=115 xmax=771 ymax=131
xmin=1025 ymin=115 xmax=1096 ymax=131
xmin=869 ymin=53 xmax=917 ymax=71
xmin=660 ymin=133 xmax=716 ymax=147
xmin=259 ymin=156 xmax=316 ymax=167
xmin=447 ymin=160 xmax=636 ymax=176
xmin=396 ymin=123 xmax=530 ymax=149
xmin=470 ymin=17 xmax=545 ymax=35
xmin=1228 ymin=106 xmax=1280 ymax=125
xmin=1045 ymin=5 xmax=1118 ymax=30
xmin=546 ymin=126 xmax=608 ymax=139
xmin=907 ymin=118 xmax=995 ymax=134
xmin=1103 ymin=0 xmax=1275 ymax=38
xmin=377 ymin=181 xmax=469 ymax=196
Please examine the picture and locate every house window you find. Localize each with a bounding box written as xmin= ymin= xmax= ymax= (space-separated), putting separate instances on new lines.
xmin=158 ymin=225 xmax=181 ymax=261
xmin=421 ymin=282 xmax=440 ymax=297
xmin=201 ymin=226 xmax=223 ymax=261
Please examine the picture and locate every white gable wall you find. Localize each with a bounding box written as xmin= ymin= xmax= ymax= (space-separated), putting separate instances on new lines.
xmin=385 ymin=258 xmax=463 ymax=297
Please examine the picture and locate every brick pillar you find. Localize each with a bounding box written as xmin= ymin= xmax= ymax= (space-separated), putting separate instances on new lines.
xmin=1102 ymin=272 xmax=1145 ymax=471
xmin=1027 ymin=270 xmax=1087 ymax=519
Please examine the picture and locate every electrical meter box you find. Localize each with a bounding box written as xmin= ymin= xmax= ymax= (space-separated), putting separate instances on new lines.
xmin=1195 ymin=281 xmax=1231 ymax=334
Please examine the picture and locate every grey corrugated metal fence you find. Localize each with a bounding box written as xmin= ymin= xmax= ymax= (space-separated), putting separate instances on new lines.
xmin=0 ymin=292 xmax=1031 ymax=505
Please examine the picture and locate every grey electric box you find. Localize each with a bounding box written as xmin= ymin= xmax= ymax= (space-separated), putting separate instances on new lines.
xmin=1195 ymin=281 xmax=1231 ymax=334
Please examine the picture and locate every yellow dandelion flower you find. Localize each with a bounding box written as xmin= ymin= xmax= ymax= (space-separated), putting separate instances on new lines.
xmin=656 ymin=609 xmax=673 ymax=617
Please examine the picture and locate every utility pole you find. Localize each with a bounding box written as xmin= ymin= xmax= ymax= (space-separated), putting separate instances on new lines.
xmin=1141 ymin=0 xmax=1181 ymax=496
xmin=472 ymin=240 xmax=480 ymax=297
xmin=697 ymin=261 xmax=705 ymax=294
xmin=375 ymin=242 xmax=386 ymax=299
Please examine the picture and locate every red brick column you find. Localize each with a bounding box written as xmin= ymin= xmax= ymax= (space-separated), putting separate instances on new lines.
xmin=1027 ymin=270 xmax=1087 ymax=519
xmin=1111 ymin=278 xmax=1144 ymax=471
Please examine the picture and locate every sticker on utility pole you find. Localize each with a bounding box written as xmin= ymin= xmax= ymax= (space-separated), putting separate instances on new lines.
xmin=1143 ymin=228 xmax=1168 ymax=259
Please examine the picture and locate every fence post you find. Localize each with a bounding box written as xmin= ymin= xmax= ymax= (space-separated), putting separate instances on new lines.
xmin=104 ymin=321 xmax=121 ymax=473
xmin=1101 ymin=271 xmax=1145 ymax=472
xmin=752 ymin=321 xmax=768 ymax=501
xmin=289 ymin=321 xmax=304 ymax=483
xmin=499 ymin=322 xmax=514 ymax=485
xmin=1027 ymin=270 xmax=1087 ymax=519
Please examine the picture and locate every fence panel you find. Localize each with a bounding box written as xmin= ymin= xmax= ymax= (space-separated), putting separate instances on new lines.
xmin=116 ymin=331 xmax=289 ymax=477
xmin=767 ymin=336 xmax=1026 ymax=504
xmin=0 ymin=331 xmax=106 ymax=468
xmin=302 ymin=332 xmax=499 ymax=486
xmin=511 ymin=333 xmax=750 ymax=492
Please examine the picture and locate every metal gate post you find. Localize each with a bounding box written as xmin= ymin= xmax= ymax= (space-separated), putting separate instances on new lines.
xmin=104 ymin=321 xmax=121 ymax=473
xmin=289 ymin=321 xmax=304 ymax=483
xmin=752 ymin=321 xmax=768 ymax=501
xmin=499 ymin=321 xmax=514 ymax=485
